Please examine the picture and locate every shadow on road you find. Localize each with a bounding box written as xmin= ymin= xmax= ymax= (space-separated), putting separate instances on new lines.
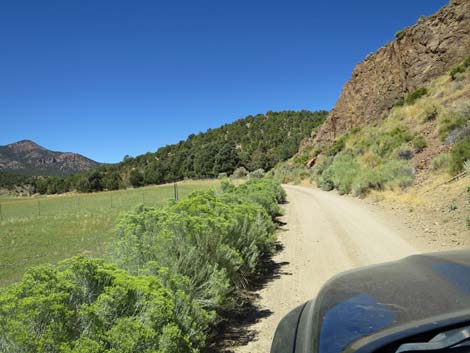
xmin=204 ymin=241 xmax=290 ymax=353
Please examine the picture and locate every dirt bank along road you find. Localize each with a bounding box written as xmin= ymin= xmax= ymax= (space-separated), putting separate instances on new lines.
xmin=233 ymin=184 xmax=442 ymax=353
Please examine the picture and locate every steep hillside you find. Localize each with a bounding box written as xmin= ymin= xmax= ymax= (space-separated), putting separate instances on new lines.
xmin=272 ymin=59 xmax=470 ymax=251
xmin=311 ymin=0 xmax=470 ymax=151
xmin=0 ymin=140 xmax=100 ymax=176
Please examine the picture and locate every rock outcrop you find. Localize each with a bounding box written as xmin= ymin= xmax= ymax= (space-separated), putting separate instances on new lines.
xmin=312 ymin=0 xmax=470 ymax=150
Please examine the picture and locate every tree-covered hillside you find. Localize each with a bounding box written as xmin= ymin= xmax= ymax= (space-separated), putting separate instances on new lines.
xmin=2 ymin=110 xmax=327 ymax=194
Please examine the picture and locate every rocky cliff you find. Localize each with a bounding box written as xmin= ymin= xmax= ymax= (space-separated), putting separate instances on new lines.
xmin=311 ymin=0 xmax=470 ymax=155
xmin=0 ymin=140 xmax=100 ymax=176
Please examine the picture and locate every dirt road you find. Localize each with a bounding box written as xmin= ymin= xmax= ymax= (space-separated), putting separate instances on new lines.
xmin=233 ymin=184 xmax=433 ymax=353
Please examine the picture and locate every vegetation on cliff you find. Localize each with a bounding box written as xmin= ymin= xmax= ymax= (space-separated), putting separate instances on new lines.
xmin=274 ymin=58 xmax=470 ymax=196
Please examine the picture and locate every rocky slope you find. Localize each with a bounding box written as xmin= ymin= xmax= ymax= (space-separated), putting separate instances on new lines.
xmin=311 ymin=0 xmax=470 ymax=153
xmin=0 ymin=140 xmax=100 ymax=176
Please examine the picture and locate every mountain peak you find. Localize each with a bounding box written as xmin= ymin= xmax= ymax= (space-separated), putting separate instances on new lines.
xmin=7 ymin=140 xmax=46 ymax=153
xmin=0 ymin=140 xmax=100 ymax=177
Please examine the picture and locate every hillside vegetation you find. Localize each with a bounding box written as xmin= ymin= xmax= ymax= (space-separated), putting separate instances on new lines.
xmin=1 ymin=110 xmax=326 ymax=195
xmin=0 ymin=179 xmax=285 ymax=353
xmin=273 ymin=58 xmax=470 ymax=196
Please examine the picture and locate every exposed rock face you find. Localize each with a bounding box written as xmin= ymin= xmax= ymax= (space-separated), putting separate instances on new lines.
xmin=313 ymin=0 xmax=470 ymax=148
xmin=0 ymin=140 xmax=100 ymax=176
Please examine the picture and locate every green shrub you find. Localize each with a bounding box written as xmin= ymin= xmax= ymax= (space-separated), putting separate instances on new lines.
xmin=269 ymin=162 xmax=311 ymax=184
xmin=231 ymin=166 xmax=248 ymax=179
xmin=405 ymin=88 xmax=428 ymax=105
xmin=450 ymin=65 xmax=467 ymax=80
xmin=114 ymin=179 xmax=283 ymax=314
xmin=0 ymin=257 xmax=208 ymax=353
xmin=352 ymin=169 xmax=385 ymax=197
xmin=322 ymin=154 xmax=361 ymax=194
xmin=351 ymin=159 xmax=413 ymax=196
xmin=449 ymin=57 xmax=470 ymax=80
xmin=325 ymin=137 xmax=346 ymax=157
xmin=0 ymin=179 xmax=286 ymax=352
xmin=431 ymin=153 xmax=451 ymax=171
xmin=378 ymin=159 xmax=414 ymax=189
xmin=371 ymin=126 xmax=414 ymax=157
xmin=249 ymin=168 xmax=266 ymax=179
xmin=412 ymin=135 xmax=427 ymax=152
xmin=450 ymin=138 xmax=470 ymax=174
xmin=438 ymin=112 xmax=467 ymax=142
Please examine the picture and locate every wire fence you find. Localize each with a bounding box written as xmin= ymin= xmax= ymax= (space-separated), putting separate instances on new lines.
xmin=0 ymin=181 xmax=212 ymax=221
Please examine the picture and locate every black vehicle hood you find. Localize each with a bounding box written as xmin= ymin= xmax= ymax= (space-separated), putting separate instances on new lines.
xmin=278 ymin=250 xmax=470 ymax=353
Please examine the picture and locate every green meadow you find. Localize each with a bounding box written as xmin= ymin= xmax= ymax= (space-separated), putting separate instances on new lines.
xmin=0 ymin=180 xmax=219 ymax=286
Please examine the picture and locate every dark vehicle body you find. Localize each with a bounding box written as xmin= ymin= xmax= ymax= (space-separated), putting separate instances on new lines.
xmin=271 ymin=250 xmax=470 ymax=353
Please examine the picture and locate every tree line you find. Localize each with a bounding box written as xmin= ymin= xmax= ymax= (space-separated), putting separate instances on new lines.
xmin=0 ymin=110 xmax=327 ymax=194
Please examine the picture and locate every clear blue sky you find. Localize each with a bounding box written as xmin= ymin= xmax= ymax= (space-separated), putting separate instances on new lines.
xmin=1 ymin=0 xmax=448 ymax=163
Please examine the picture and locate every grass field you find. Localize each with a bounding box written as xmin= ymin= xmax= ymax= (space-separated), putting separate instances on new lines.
xmin=0 ymin=180 xmax=220 ymax=287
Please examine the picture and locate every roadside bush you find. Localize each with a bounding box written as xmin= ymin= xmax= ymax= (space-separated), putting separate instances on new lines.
xmin=316 ymin=167 xmax=335 ymax=191
xmin=450 ymin=138 xmax=470 ymax=174
xmin=351 ymin=160 xmax=413 ymax=196
xmin=114 ymin=179 xmax=283 ymax=315
xmin=234 ymin=178 xmax=287 ymax=215
xmin=322 ymin=154 xmax=361 ymax=195
xmin=0 ymin=257 xmax=208 ymax=353
xmin=311 ymin=155 xmax=333 ymax=177
xmin=269 ymin=162 xmax=311 ymax=184
xmin=378 ymin=159 xmax=414 ymax=189
xmin=405 ymin=88 xmax=428 ymax=105
xmin=0 ymin=179 xmax=286 ymax=352
xmin=352 ymin=169 xmax=385 ymax=197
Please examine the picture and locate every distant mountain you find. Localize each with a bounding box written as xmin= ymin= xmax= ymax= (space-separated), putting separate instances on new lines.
xmin=0 ymin=140 xmax=100 ymax=176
